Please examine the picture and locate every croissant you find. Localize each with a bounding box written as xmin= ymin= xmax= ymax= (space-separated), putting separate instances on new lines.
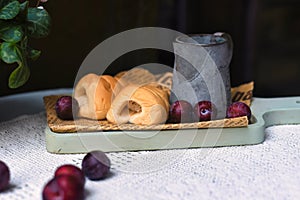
xmin=106 ymin=84 xmax=170 ymax=125
xmin=74 ymin=73 xmax=121 ymax=120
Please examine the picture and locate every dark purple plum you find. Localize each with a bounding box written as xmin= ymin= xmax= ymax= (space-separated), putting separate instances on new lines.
xmin=169 ymin=100 xmax=193 ymax=123
xmin=194 ymin=101 xmax=217 ymax=121
xmin=55 ymin=96 xmax=79 ymax=120
xmin=0 ymin=161 xmax=10 ymax=192
xmin=226 ymin=102 xmax=252 ymax=120
xmin=81 ymin=151 xmax=111 ymax=180
xmin=42 ymin=175 xmax=84 ymax=200
xmin=54 ymin=164 xmax=85 ymax=187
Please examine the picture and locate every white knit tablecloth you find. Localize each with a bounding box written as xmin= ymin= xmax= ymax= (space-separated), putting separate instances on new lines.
xmin=0 ymin=112 xmax=299 ymax=200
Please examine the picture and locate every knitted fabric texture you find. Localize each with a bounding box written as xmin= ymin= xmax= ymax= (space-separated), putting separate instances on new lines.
xmin=0 ymin=113 xmax=299 ymax=200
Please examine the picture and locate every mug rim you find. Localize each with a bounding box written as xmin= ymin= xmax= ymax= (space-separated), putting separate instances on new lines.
xmin=175 ymin=33 xmax=227 ymax=47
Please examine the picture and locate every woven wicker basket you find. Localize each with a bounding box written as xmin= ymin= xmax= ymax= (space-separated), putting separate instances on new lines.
xmin=44 ymin=95 xmax=248 ymax=133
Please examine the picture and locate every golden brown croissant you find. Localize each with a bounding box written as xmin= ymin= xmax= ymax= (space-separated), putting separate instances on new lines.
xmin=74 ymin=73 xmax=121 ymax=120
xmin=106 ymin=84 xmax=170 ymax=125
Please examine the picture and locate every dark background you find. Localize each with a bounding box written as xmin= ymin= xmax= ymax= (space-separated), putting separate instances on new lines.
xmin=0 ymin=0 xmax=299 ymax=97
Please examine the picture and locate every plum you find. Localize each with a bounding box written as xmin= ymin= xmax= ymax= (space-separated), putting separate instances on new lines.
xmin=42 ymin=175 xmax=84 ymax=200
xmin=81 ymin=151 xmax=111 ymax=180
xmin=194 ymin=101 xmax=217 ymax=121
xmin=226 ymin=102 xmax=252 ymax=120
xmin=169 ymin=100 xmax=194 ymax=123
xmin=54 ymin=164 xmax=85 ymax=187
xmin=0 ymin=161 xmax=10 ymax=192
xmin=55 ymin=96 xmax=79 ymax=120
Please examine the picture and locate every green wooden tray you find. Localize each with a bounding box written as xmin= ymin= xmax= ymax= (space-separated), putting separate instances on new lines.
xmin=45 ymin=97 xmax=300 ymax=154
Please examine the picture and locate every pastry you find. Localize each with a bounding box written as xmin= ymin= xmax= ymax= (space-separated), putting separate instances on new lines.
xmin=114 ymin=68 xmax=156 ymax=86
xmin=74 ymin=73 xmax=120 ymax=120
xmin=156 ymin=72 xmax=173 ymax=90
xmin=106 ymin=83 xmax=170 ymax=125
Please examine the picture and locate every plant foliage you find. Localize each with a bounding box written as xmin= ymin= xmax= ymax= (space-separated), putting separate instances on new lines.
xmin=0 ymin=0 xmax=51 ymax=88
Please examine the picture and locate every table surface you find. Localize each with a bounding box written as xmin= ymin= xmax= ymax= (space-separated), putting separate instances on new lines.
xmin=0 ymin=89 xmax=299 ymax=200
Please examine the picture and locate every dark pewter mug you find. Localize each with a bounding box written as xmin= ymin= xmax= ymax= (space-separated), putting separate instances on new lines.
xmin=170 ymin=32 xmax=233 ymax=119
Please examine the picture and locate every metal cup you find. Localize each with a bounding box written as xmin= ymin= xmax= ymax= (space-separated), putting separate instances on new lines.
xmin=170 ymin=32 xmax=233 ymax=119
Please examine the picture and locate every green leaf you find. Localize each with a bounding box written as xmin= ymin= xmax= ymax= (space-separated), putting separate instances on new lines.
xmin=0 ymin=24 xmax=23 ymax=43
xmin=18 ymin=1 xmax=29 ymax=20
xmin=26 ymin=7 xmax=51 ymax=38
xmin=0 ymin=0 xmax=14 ymax=9
xmin=19 ymin=1 xmax=29 ymax=13
xmin=0 ymin=1 xmax=20 ymax=20
xmin=0 ymin=39 xmax=30 ymax=88
xmin=0 ymin=41 xmax=21 ymax=64
xmin=28 ymin=47 xmax=41 ymax=60
xmin=8 ymin=62 xmax=30 ymax=88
